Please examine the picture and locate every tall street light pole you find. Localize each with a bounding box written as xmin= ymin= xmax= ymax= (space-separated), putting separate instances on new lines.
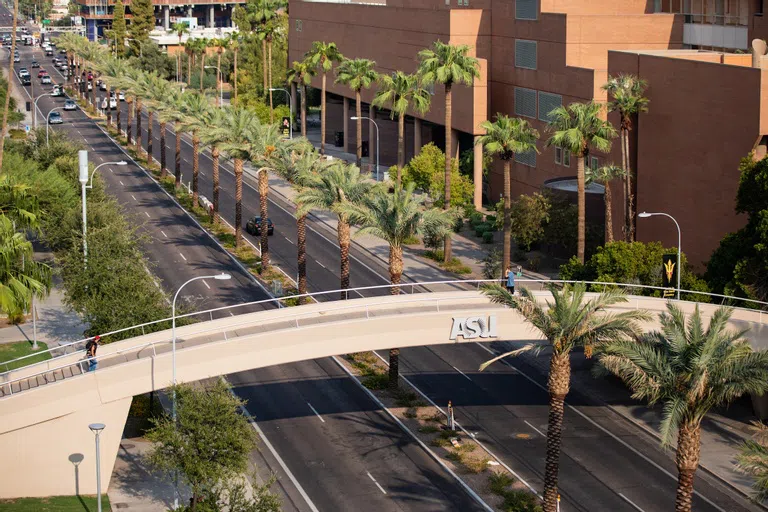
xmin=88 ymin=422 xmax=106 ymax=512
xmin=639 ymin=211 xmax=682 ymax=300
xmin=170 ymin=272 xmax=231 ymax=509
xmin=269 ymin=87 xmax=293 ymax=139
xmin=351 ymin=115 xmax=379 ymax=181
xmin=33 ymin=91 xmax=51 ymax=129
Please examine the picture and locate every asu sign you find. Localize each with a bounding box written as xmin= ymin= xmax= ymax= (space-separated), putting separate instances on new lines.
xmin=449 ymin=315 xmax=498 ymax=341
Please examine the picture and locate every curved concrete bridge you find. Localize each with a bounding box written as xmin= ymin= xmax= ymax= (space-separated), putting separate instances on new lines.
xmin=0 ymin=289 xmax=765 ymax=499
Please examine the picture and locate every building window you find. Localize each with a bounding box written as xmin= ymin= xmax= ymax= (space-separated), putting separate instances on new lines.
xmin=591 ymin=156 xmax=599 ymax=171
xmin=516 ymin=0 xmax=538 ymax=20
xmin=295 ymin=20 xmax=302 ymax=32
xmin=538 ymin=91 xmax=562 ymax=123
xmin=563 ymin=149 xmax=570 ymax=167
xmin=515 ymin=148 xmax=537 ymax=168
xmin=514 ymin=87 xmax=537 ymax=119
xmin=554 ymin=146 xmax=570 ymax=167
xmin=515 ymin=40 xmax=537 ymax=70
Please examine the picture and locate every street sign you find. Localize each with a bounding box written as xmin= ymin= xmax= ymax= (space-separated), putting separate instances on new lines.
xmin=42 ymin=19 xmax=50 ymax=25
xmin=280 ymin=116 xmax=290 ymax=139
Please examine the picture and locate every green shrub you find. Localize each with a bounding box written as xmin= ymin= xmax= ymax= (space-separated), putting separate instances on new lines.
xmin=469 ymin=211 xmax=484 ymax=226
xmin=485 ymin=215 xmax=497 ymax=226
xmin=402 ymin=143 xmax=473 ymax=207
xmin=418 ymin=425 xmax=440 ymax=434
xmin=480 ymin=248 xmax=503 ymax=279
xmin=482 ymin=231 xmax=494 ymax=244
xmin=488 ymin=472 xmax=515 ymax=494
xmin=542 ymin=192 xmax=603 ymax=258
xmin=474 ymin=226 xmax=486 ymax=238
xmin=452 ymin=215 xmax=464 ymax=233
xmin=362 ymin=373 xmax=389 ymax=390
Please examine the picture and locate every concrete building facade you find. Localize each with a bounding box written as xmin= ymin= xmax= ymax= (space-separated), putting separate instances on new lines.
xmin=289 ymin=0 xmax=768 ymax=268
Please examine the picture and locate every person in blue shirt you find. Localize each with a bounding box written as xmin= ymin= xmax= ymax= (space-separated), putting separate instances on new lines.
xmin=505 ymin=265 xmax=515 ymax=295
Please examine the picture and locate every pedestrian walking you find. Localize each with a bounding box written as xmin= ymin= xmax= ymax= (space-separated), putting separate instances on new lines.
xmin=86 ymin=335 xmax=100 ymax=372
xmin=505 ymin=265 xmax=515 ymax=295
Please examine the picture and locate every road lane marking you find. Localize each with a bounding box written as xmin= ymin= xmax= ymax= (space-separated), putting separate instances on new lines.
xmin=366 ymin=472 xmax=387 ymax=495
xmin=307 ymin=402 xmax=325 ymax=423
xmin=144 ymin=211 xmax=150 ymax=218
xmin=160 ymin=230 xmax=168 ymax=238
xmin=451 ymin=364 xmax=472 ymax=382
xmin=202 ymin=279 xmax=210 ymax=289
xmin=524 ymin=420 xmax=545 ymax=437
xmin=284 ymin=235 xmax=294 ymax=245
xmin=317 ymin=261 xmax=326 ymax=269
xmin=119 ymin=180 xmax=124 ymax=186
xmin=619 ymin=493 xmax=645 ymax=512
xmin=179 ymin=252 xmax=187 ymax=261
xmin=130 ymin=194 xmax=137 ymax=201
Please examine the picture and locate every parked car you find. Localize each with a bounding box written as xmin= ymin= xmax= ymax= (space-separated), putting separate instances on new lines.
xmin=99 ymin=81 xmax=106 ymax=91
xmin=48 ymin=111 xmax=63 ymax=124
xmin=40 ymin=75 xmax=51 ymax=84
xmin=63 ymin=99 xmax=77 ymax=111
xmin=245 ymin=217 xmax=274 ymax=236
xmin=30 ymin=60 xmax=38 ymax=68
xmin=87 ymin=72 xmax=93 ymax=81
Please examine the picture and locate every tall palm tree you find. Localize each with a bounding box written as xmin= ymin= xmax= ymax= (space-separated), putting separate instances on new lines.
xmin=98 ymin=57 xmax=128 ymax=135
xmin=598 ymin=304 xmax=768 ymax=512
xmin=196 ymin=38 xmax=210 ymax=93
xmin=296 ymin=162 xmax=373 ymax=297
xmin=226 ymin=32 xmax=241 ymax=105
xmin=157 ymin=89 xmax=186 ymax=186
xmin=476 ymin=115 xmax=539 ymax=273
xmin=260 ymin=20 xmax=280 ymax=122
xmin=286 ymin=59 xmax=316 ymax=137
xmin=417 ymin=41 xmax=480 ymax=263
xmin=480 ymin=283 xmax=650 ymax=512
xmin=586 ymin=164 xmax=625 ymax=244
xmin=179 ymin=93 xmax=213 ymax=205
xmin=171 ymin=22 xmax=190 ymax=82
xmin=372 ymin=71 xmax=431 ymax=185
xmin=209 ymin=107 xmax=260 ymax=248
xmin=335 ymin=58 xmax=377 ymax=169
xmin=182 ymin=40 xmax=194 ymax=87
xmin=305 ymin=41 xmax=343 ymax=155
xmin=249 ymin=122 xmax=284 ymax=273
xmin=546 ymin=102 xmax=617 ymax=263
xmin=212 ymin=36 xmax=227 ymax=107
xmin=252 ymin=0 xmax=286 ymax=108
xmin=603 ymin=74 xmax=648 ymax=242
xmin=139 ymin=73 xmax=174 ymax=169
xmin=199 ymin=108 xmax=228 ymax=224
xmin=340 ymin=182 xmax=455 ymax=388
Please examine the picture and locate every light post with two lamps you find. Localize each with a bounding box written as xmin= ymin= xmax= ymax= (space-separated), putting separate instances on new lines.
xmin=88 ymin=422 xmax=106 ymax=512
xmin=638 ymin=211 xmax=682 ymax=300
xmin=350 ymin=115 xmax=379 ymax=181
xmin=204 ymin=65 xmax=223 ymax=106
xmin=269 ymin=87 xmax=293 ymax=139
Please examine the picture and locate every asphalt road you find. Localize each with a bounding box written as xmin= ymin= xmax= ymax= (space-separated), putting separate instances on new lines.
xmin=8 ymin=27 xmax=487 ymax=512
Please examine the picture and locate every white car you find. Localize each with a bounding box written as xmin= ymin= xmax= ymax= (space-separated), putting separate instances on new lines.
xmin=101 ymin=97 xmax=117 ymax=110
xmin=41 ymin=75 xmax=51 ymax=84
xmin=87 ymin=82 xmax=92 ymax=91
xmin=118 ymin=91 xmax=125 ymax=101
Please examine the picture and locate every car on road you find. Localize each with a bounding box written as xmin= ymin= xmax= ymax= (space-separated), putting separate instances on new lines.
xmin=47 ymin=111 xmax=63 ymax=125
xmin=59 ymin=48 xmax=66 ymax=54
xmin=20 ymin=75 xmax=30 ymax=86
xmin=17 ymin=67 xmax=28 ymax=76
xmin=30 ymin=60 xmax=38 ymax=68
xmin=99 ymin=81 xmax=106 ymax=91
xmin=245 ymin=217 xmax=274 ymax=236
xmin=13 ymin=54 xmax=19 ymax=62
xmin=45 ymin=48 xmax=52 ymax=56
xmin=101 ymin=97 xmax=117 ymax=110
xmin=87 ymin=82 xmax=92 ymax=91
xmin=118 ymin=91 xmax=125 ymax=101
xmin=87 ymin=72 xmax=93 ymax=81
xmin=41 ymin=75 xmax=51 ymax=84
xmin=37 ymin=69 xmax=47 ymax=78
xmin=63 ymin=99 xmax=77 ymax=111
xmin=51 ymin=85 xmax=63 ymax=96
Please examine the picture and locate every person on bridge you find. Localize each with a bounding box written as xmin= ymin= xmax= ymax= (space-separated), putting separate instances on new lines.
xmin=86 ymin=335 xmax=100 ymax=372
xmin=505 ymin=266 xmax=515 ymax=295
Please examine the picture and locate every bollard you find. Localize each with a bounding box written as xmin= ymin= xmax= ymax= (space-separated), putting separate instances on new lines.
xmin=448 ymin=400 xmax=455 ymax=430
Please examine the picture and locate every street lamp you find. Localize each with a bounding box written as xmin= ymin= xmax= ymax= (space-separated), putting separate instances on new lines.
xmin=170 ymin=272 xmax=231 ymax=509
xmin=45 ymin=106 xmax=64 ymax=146
xmin=88 ymin=422 xmax=106 ymax=512
xmin=204 ymin=65 xmax=222 ymax=106
xmin=639 ymin=211 xmax=682 ymax=300
xmin=350 ymin=116 xmax=379 ymax=181
xmin=86 ymin=160 xmax=128 ymax=189
xmin=269 ymin=87 xmax=293 ymax=139
xmin=33 ymin=92 xmax=52 ymax=129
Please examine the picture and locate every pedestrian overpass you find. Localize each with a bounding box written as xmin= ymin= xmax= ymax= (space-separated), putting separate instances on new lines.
xmin=0 ymin=281 xmax=765 ymax=499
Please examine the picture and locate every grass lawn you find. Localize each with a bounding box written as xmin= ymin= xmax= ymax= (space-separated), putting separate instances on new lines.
xmin=0 ymin=340 xmax=50 ymax=371
xmin=0 ymin=495 xmax=111 ymax=511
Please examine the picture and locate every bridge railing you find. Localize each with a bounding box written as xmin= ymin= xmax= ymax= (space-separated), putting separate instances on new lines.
xmin=2 ymin=278 xmax=766 ymax=377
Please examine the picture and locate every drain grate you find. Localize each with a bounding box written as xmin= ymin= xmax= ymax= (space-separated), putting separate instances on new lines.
xmin=114 ymin=503 xmax=130 ymax=509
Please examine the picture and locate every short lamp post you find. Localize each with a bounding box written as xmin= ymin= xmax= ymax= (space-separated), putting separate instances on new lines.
xmin=269 ymin=87 xmax=293 ymax=139
xmin=639 ymin=211 xmax=682 ymax=300
xmin=350 ymin=116 xmax=379 ymax=181
xmin=204 ymin=65 xmax=223 ymax=106
xmin=88 ymin=422 xmax=106 ymax=512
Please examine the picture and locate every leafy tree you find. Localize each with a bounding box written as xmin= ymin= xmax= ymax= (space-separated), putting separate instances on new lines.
xmin=401 ymin=143 xmax=472 ymax=208
xmin=480 ymin=283 xmax=649 ymax=512
xmin=305 ymin=41 xmax=343 ymax=154
xmin=128 ymin=0 xmax=154 ymax=50
xmin=0 ymin=0 xmax=20 ymax=171
xmin=335 ymin=58 xmax=377 ymax=168
xmin=477 ymin=115 xmax=539 ymax=273
xmin=287 ymin=59 xmax=316 ymax=137
xmin=493 ymin=192 xmax=551 ymax=252
xmin=598 ymin=304 xmax=768 ymax=512
xmin=418 ymin=41 xmax=480 ymax=263
xmin=146 ymin=381 xmax=259 ymax=511
xmin=546 ymin=102 xmax=617 ymax=264
xmin=372 ymin=71 xmax=431 ymax=185
xmin=603 ymin=74 xmax=648 ymax=242
xmin=586 ymin=164 xmax=625 ymax=244
xmin=130 ymin=41 xmax=175 ymax=80
xmin=707 ymin=155 xmax=768 ymax=303
xmin=171 ymin=22 xmax=190 ymax=81
xmin=112 ymin=0 xmax=127 ymax=57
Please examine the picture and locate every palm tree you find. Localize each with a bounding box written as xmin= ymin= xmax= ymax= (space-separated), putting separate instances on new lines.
xmin=476 ymin=115 xmax=539 ymax=273
xmin=179 ymin=93 xmax=213 ymax=206
xmin=603 ymin=75 xmax=648 ymax=242
xmin=252 ymin=0 xmax=286 ymax=109
xmin=140 ymin=73 xmax=176 ymax=170
xmin=586 ymin=164 xmax=625 ymax=244
xmin=335 ymin=58 xmax=377 ymax=169
xmin=182 ymin=40 xmax=194 ymax=87
xmin=305 ymin=41 xmax=343 ymax=155
xmin=156 ymin=89 xmax=186 ymax=185
xmin=340 ymin=182 xmax=455 ymax=388
xmin=372 ymin=71 xmax=431 ymax=185
xmin=259 ymin=20 xmax=281 ymax=122
xmin=296 ymin=162 xmax=373 ymax=297
xmin=171 ymin=22 xmax=190 ymax=82
xmin=212 ymin=37 xmax=227 ymax=107
xmin=417 ymin=41 xmax=480 ymax=263
xmin=209 ymin=107 xmax=260 ymax=248
xmin=479 ymin=283 xmax=650 ymax=512
xmin=546 ymin=102 xmax=617 ymax=263
xmin=736 ymin=422 xmax=768 ymax=502
xmin=199 ymin=108 xmax=228 ymax=223
xmin=598 ymin=303 xmax=768 ymax=512
xmin=196 ymin=38 xmax=210 ymax=93
xmin=286 ymin=59 xmax=316 ymax=137
xmin=226 ymin=32 xmax=241 ymax=105
xmin=98 ymin=57 xmax=128 ymax=135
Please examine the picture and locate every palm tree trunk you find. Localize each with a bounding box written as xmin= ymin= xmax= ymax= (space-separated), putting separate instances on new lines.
xmin=135 ymin=99 xmax=142 ymax=153
xmin=261 ymin=38 xmax=268 ymax=95
xmin=106 ymin=85 xmax=112 ymax=128
xmin=502 ymin=159 xmax=511 ymax=275
xmin=355 ymin=91 xmax=362 ymax=168
xmin=234 ymin=159 xmax=244 ymax=249
xmin=259 ymin=168 xmax=270 ymax=272
xmin=187 ymin=52 xmax=192 ymax=86
xmin=233 ymin=48 xmax=238 ymax=105
xmin=200 ymin=52 xmax=205 ymax=93
xmin=443 ymin=83 xmax=453 ymax=264
xmin=625 ymin=125 xmax=636 ymax=242
xmin=91 ymin=75 xmax=96 ymax=109
xmin=268 ymin=39 xmax=273 ymax=123
xmin=297 ymin=211 xmax=307 ymax=300
xmin=175 ymin=120 xmax=181 ymax=185
xmin=604 ymin=177 xmax=613 ymax=243
xmin=388 ymin=348 xmax=400 ymax=391
xmin=115 ymin=91 xmax=121 ymax=133
xmin=338 ymin=217 xmax=350 ymax=298
xmin=160 ymin=121 xmax=167 ymax=178
xmin=543 ymin=352 xmax=571 ymax=512
xmin=192 ymin=132 xmax=200 ymax=205
xmin=397 ymin=112 xmax=405 ymax=186
xmin=320 ymin=72 xmax=326 ymax=155
xmin=621 ymin=125 xmax=629 ymax=242
xmin=126 ymin=99 xmax=133 ymax=146
xmin=674 ymin=423 xmax=701 ymax=512
xmin=0 ymin=0 xmax=18 ymax=170
xmin=147 ymin=110 xmax=153 ymax=165
xmin=300 ymin=84 xmax=307 ymax=137
xmin=216 ymin=50 xmax=222 ymax=107
xmin=212 ymin=146 xmax=220 ymax=224
xmin=576 ymin=154 xmax=586 ymax=264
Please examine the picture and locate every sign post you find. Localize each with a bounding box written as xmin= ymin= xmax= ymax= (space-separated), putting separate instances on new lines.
xmin=280 ymin=116 xmax=291 ymax=140
xmin=662 ymin=253 xmax=678 ymax=299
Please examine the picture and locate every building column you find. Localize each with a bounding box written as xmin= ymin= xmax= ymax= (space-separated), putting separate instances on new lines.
xmin=342 ymin=97 xmax=349 ymax=153
xmin=230 ymin=7 xmax=235 ymax=27
xmin=451 ymin=128 xmax=460 ymax=161
xmin=163 ymin=6 xmax=170 ymax=31
xmin=414 ymin=117 xmax=422 ymax=156
xmin=208 ymin=5 xmax=215 ymax=28
xmin=473 ymin=136 xmax=483 ymax=210
xmin=290 ymin=81 xmax=298 ymax=131
xmin=188 ymin=6 xmax=193 ymax=18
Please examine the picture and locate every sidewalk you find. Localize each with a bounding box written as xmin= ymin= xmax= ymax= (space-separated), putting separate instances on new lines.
xmin=2 ymin=59 xmax=32 ymax=127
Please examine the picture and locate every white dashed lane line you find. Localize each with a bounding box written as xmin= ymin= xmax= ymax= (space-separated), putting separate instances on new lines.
xmin=119 ymin=180 xmax=124 ymax=186
xmin=524 ymin=420 xmax=545 ymax=438
xmin=307 ymin=402 xmax=325 ymax=423
xmin=179 ymin=252 xmax=187 ymax=262
xmin=366 ymin=472 xmax=387 ymax=495
xmin=160 ymin=230 xmax=168 ymax=238
xmin=131 ymin=194 xmax=137 ymax=201
xmin=144 ymin=211 xmax=150 ymax=218
xmin=202 ymin=279 xmax=210 ymax=289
